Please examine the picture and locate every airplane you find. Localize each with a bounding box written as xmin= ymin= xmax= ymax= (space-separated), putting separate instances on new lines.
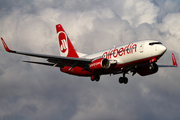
xmin=1 ymin=24 xmax=178 ymax=84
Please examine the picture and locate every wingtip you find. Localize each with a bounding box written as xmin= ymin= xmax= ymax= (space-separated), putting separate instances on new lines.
xmin=172 ymin=53 xmax=178 ymax=66
xmin=1 ymin=37 xmax=11 ymax=52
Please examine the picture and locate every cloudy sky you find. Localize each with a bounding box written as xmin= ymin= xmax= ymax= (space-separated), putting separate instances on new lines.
xmin=0 ymin=0 xmax=180 ymax=120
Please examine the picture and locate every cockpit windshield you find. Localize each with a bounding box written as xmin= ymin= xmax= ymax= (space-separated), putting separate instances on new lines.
xmin=149 ymin=42 xmax=162 ymax=45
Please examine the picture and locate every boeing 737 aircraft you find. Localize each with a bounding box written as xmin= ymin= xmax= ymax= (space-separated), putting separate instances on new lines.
xmin=1 ymin=24 xmax=178 ymax=84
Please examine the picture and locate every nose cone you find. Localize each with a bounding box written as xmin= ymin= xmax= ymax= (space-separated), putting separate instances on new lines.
xmin=160 ymin=45 xmax=167 ymax=55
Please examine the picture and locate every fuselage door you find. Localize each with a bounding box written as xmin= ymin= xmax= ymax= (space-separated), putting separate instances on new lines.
xmin=139 ymin=43 xmax=144 ymax=53
xmin=155 ymin=46 xmax=157 ymax=51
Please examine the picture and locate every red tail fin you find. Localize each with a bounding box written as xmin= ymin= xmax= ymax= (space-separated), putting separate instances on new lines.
xmin=56 ymin=24 xmax=79 ymax=58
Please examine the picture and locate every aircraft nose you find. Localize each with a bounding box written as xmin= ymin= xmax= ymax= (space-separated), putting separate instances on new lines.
xmin=160 ymin=45 xmax=167 ymax=54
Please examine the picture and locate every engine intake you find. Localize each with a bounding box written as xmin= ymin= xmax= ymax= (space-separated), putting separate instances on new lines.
xmin=137 ymin=63 xmax=158 ymax=76
xmin=89 ymin=58 xmax=110 ymax=71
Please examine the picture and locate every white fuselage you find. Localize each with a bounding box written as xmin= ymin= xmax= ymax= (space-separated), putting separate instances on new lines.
xmin=83 ymin=40 xmax=167 ymax=65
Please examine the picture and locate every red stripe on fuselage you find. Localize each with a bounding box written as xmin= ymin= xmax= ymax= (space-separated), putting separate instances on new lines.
xmin=60 ymin=55 xmax=161 ymax=76
xmin=60 ymin=66 xmax=93 ymax=76
xmin=112 ymin=55 xmax=160 ymax=71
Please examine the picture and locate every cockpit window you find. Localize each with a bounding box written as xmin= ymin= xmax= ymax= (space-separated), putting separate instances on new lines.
xmin=149 ymin=42 xmax=162 ymax=45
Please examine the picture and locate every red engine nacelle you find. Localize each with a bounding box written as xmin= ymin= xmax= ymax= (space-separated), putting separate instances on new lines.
xmin=137 ymin=63 xmax=158 ymax=76
xmin=89 ymin=58 xmax=110 ymax=71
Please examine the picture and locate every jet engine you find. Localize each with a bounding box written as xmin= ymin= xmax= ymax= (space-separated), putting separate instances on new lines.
xmin=137 ymin=63 xmax=158 ymax=76
xmin=89 ymin=58 xmax=110 ymax=71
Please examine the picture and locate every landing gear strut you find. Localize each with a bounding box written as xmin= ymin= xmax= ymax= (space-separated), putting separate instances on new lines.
xmin=91 ymin=75 xmax=100 ymax=82
xmin=119 ymin=73 xmax=128 ymax=84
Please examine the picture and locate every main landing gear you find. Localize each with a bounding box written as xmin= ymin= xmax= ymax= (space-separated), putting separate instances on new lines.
xmin=90 ymin=73 xmax=129 ymax=84
xmin=119 ymin=73 xmax=128 ymax=84
xmin=91 ymin=75 xmax=100 ymax=82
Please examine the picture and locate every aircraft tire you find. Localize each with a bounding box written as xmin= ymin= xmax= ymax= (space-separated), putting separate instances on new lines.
xmin=119 ymin=77 xmax=128 ymax=84
xmin=119 ymin=77 xmax=124 ymax=84
xmin=91 ymin=75 xmax=100 ymax=82
xmin=124 ymin=77 xmax=128 ymax=84
xmin=95 ymin=75 xmax=100 ymax=82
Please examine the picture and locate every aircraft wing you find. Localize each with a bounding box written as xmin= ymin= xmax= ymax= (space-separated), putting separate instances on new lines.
xmin=158 ymin=53 xmax=178 ymax=67
xmin=112 ymin=53 xmax=178 ymax=76
xmin=1 ymin=38 xmax=91 ymax=68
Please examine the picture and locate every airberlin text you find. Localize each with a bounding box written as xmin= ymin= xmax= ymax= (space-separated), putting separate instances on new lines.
xmin=102 ymin=43 xmax=137 ymax=59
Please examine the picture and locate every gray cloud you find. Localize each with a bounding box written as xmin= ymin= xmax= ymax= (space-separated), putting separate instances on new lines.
xmin=0 ymin=0 xmax=180 ymax=120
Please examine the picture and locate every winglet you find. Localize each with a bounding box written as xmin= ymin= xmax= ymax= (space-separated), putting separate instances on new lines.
xmin=172 ymin=53 xmax=178 ymax=66
xmin=1 ymin=37 xmax=11 ymax=52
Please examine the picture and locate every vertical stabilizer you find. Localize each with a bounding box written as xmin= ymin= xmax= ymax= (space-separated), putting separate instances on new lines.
xmin=56 ymin=24 xmax=79 ymax=58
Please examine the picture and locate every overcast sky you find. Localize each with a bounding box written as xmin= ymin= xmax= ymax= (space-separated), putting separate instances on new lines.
xmin=0 ymin=0 xmax=180 ymax=120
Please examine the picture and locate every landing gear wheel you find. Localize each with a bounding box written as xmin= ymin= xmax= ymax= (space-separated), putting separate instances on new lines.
xmin=119 ymin=77 xmax=128 ymax=84
xmin=91 ymin=76 xmax=95 ymax=81
xmin=91 ymin=75 xmax=100 ymax=82
xmin=119 ymin=77 xmax=124 ymax=84
xmin=123 ymin=77 xmax=128 ymax=84
xmin=95 ymin=75 xmax=100 ymax=82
